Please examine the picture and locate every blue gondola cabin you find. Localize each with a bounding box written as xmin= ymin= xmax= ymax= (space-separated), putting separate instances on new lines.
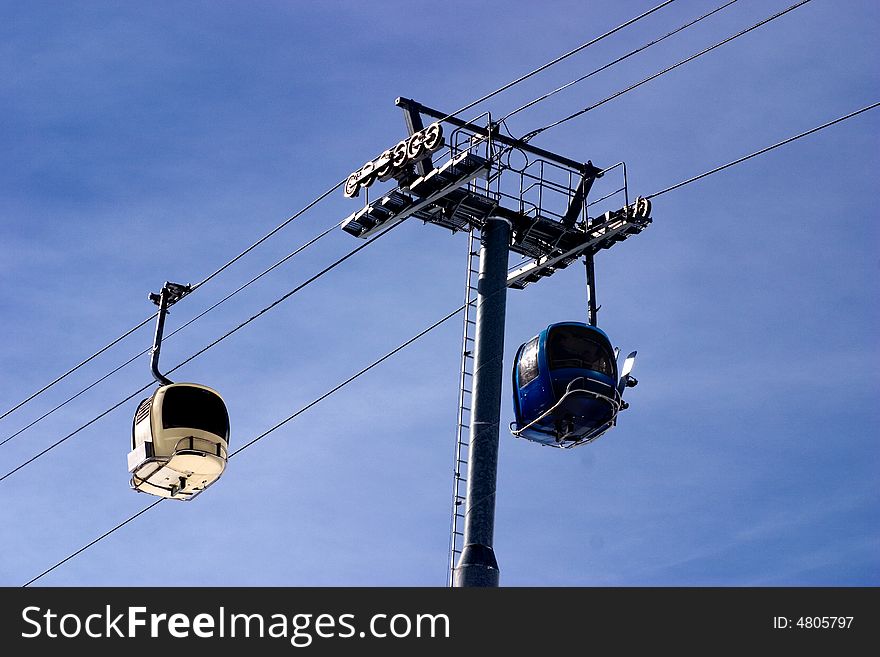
xmin=512 ymin=322 xmax=636 ymax=447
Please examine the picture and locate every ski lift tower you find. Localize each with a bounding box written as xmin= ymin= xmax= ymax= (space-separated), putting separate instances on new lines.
xmin=338 ymin=97 xmax=652 ymax=586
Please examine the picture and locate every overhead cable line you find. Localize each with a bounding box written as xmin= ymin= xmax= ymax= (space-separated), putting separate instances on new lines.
xmin=188 ymin=180 xmax=345 ymax=292
xmin=438 ymin=0 xmax=677 ymax=124
xmin=11 ymin=99 xmax=873 ymax=484
xmin=0 ymin=316 xmax=156 ymax=424
xmin=0 ymin=219 xmax=344 ymax=449
xmin=0 ymin=178 xmax=345 ymax=424
xmin=647 ymin=101 xmax=880 ymax=198
xmin=0 ymin=221 xmax=398 ymax=484
xmin=229 ymin=302 xmax=467 ymax=458
xmin=22 ymin=498 xmax=164 ymax=587
xmin=161 ymin=223 xmax=399 ymax=379
xmin=522 ymin=0 xmax=813 ymax=141
xmin=0 ymin=386 xmax=155 ymax=485
xmin=2 ymin=143 xmax=462 ymax=448
xmin=3 ymin=2 xmax=678 ymax=423
xmin=20 ymin=99 xmax=880 ymax=585
xmin=0 ymin=354 xmax=147 ymax=449
xmin=499 ymin=0 xmax=738 ymax=124
xmin=23 ymin=301 xmax=468 ymax=586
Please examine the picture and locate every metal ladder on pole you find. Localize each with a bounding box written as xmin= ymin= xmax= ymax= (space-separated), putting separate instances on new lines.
xmin=447 ymin=228 xmax=480 ymax=586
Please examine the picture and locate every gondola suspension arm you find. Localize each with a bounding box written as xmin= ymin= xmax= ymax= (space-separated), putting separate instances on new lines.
xmin=584 ymin=255 xmax=599 ymax=327
xmin=148 ymin=282 xmax=192 ymax=386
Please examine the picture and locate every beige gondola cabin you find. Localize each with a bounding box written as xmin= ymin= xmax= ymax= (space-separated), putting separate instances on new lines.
xmin=128 ymin=383 xmax=230 ymax=500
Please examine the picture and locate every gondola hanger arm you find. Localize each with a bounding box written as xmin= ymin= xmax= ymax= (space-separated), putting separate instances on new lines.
xmin=148 ymin=281 xmax=192 ymax=386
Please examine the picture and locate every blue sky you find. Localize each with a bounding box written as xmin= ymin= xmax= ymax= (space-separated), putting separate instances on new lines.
xmin=1 ymin=0 xmax=877 ymax=586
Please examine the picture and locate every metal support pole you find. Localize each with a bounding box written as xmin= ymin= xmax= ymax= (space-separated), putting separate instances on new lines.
xmin=454 ymin=216 xmax=510 ymax=587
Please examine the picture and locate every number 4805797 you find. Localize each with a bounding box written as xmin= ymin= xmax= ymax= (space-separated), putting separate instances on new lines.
xmin=796 ymin=617 xmax=853 ymax=629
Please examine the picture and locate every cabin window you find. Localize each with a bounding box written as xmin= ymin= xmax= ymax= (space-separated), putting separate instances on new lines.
xmin=518 ymin=337 xmax=540 ymax=386
xmin=547 ymin=326 xmax=614 ymax=376
xmin=162 ymin=387 xmax=230 ymax=441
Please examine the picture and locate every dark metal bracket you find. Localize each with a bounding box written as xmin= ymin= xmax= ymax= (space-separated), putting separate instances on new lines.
xmin=399 ymin=102 xmax=436 ymax=178
xmin=396 ymin=96 xmax=603 ymax=178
